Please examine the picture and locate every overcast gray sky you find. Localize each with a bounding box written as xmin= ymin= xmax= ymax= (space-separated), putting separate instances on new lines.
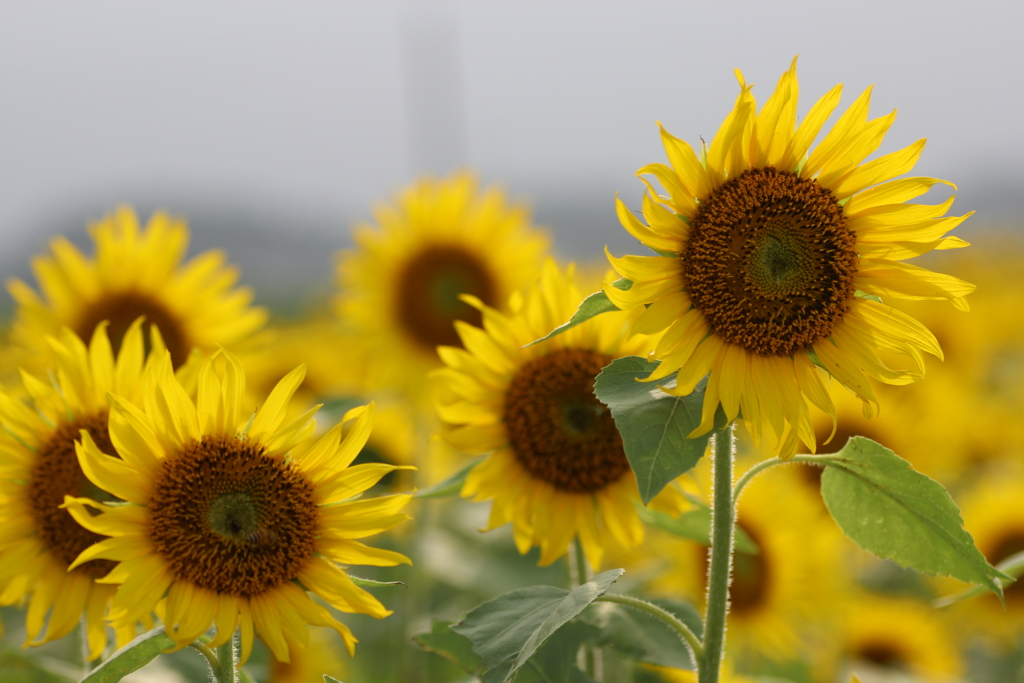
xmin=1 ymin=0 xmax=1021 ymax=307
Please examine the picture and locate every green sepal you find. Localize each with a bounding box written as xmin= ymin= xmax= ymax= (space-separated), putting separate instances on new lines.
xmin=854 ymin=289 xmax=883 ymax=304
xmin=414 ymin=458 xmax=482 ymax=499
xmin=820 ymin=437 xmax=1009 ymax=597
xmin=80 ymin=627 xmax=177 ymax=683
xmin=323 ymin=677 xmax=344 ymax=683
xmin=526 ymin=288 xmax=623 ymax=347
xmin=593 ymin=357 xmax=725 ymax=504
xmin=348 ymin=575 xmax=407 ymax=588
xmin=451 ymin=569 xmax=624 ymax=683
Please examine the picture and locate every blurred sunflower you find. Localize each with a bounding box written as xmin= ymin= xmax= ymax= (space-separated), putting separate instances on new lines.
xmin=820 ymin=594 xmax=962 ymax=682
xmin=7 ymin=205 xmax=266 ymax=369
xmin=951 ymin=474 xmax=1024 ymax=638
xmin=268 ymin=627 xmax=346 ymax=683
xmin=650 ymin=465 xmax=841 ymax=660
xmin=605 ymin=59 xmax=972 ymax=456
xmin=433 ymin=260 xmax=686 ymax=569
xmin=0 ymin=320 xmax=157 ymax=659
xmin=63 ymin=351 xmax=413 ymax=663
xmin=336 ymin=172 xmax=550 ymax=402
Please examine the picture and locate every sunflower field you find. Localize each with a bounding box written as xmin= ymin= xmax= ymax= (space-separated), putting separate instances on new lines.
xmin=2 ymin=8 xmax=1024 ymax=683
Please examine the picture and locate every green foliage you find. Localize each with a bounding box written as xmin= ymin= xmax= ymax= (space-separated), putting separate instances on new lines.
xmin=820 ymin=437 xmax=1007 ymax=595
xmin=592 ymin=597 xmax=702 ymax=670
xmin=593 ymin=357 xmax=724 ymax=504
xmin=80 ymin=627 xmax=176 ymax=683
xmin=484 ymin=622 xmax=600 ymax=683
xmin=527 ymin=288 xmax=623 ymax=346
xmin=637 ymin=505 xmax=758 ymax=555
xmin=414 ymin=458 xmax=481 ymax=499
xmin=450 ymin=569 xmax=623 ymax=683
xmin=412 ymin=621 xmax=484 ymax=674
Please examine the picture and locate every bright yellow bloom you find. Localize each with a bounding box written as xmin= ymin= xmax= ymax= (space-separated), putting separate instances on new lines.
xmin=433 ymin=260 xmax=686 ymax=569
xmin=0 ymin=320 xmax=159 ymax=658
xmin=605 ymin=59 xmax=972 ymax=456
xmin=336 ymin=172 xmax=550 ymax=402
xmin=63 ymin=350 xmax=413 ymax=663
xmin=8 ymin=205 xmax=267 ymax=370
xmin=818 ymin=594 xmax=963 ymax=682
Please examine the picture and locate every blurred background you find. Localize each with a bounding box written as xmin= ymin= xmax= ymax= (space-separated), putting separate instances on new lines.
xmin=3 ymin=3 xmax=1024 ymax=683
xmin=2 ymin=0 xmax=1022 ymax=310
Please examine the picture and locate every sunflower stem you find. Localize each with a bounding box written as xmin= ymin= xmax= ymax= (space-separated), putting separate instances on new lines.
xmin=731 ymin=454 xmax=845 ymax=504
xmin=211 ymin=639 xmax=237 ymax=683
xmin=595 ymin=594 xmax=703 ymax=663
xmin=187 ymin=639 xmax=219 ymax=672
xmin=699 ymin=424 xmax=735 ymax=683
xmin=569 ymin=538 xmax=602 ymax=680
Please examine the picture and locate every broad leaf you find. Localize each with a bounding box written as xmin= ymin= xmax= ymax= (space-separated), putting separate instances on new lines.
xmin=594 ymin=357 xmax=724 ymax=504
xmin=413 ymin=620 xmax=483 ymax=674
xmin=484 ymin=622 xmax=600 ymax=683
xmin=414 ymin=458 xmax=482 ymax=499
xmin=638 ymin=505 xmax=758 ymax=555
xmin=81 ymin=627 xmax=176 ymax=683
xmin=527 ymin=289 xmax=622 ymax=346
xmin=452 ymin=569 xmax=624 ymax=682
xmin=821 ymin=437 xmax=1007 ymax=595
xmin=593 ymin=597 xmax=702 ymax=670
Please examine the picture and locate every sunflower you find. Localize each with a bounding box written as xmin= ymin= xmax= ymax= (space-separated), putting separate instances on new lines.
xmin=946 ymin=474 xmax=1024 ymax=638
xmin=604 ymin=59 xmax=972 ymax=456
xmin=433 ymin=259 xmax=687 ymax=569
xmin=7 ymin=205 xmax=267 ymax=370
xmin=649 ymin=465 xmax=841 ymax=661
xmin=336 ymin=172 xmax=550 ymax=402
xmin=818 ymin=594 xmax=963 ymax=682
xmin=0 ymin=320 xmax=158 ymax=659
xmin=62 ymin=350 xmax=414 ymax=663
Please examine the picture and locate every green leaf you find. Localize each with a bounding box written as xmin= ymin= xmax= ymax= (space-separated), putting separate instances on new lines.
xmin=933 ymin=550 xmax=1024 ymax=608
xmin=414 ymin=458 xmax=482 ymax=499
xmin=527 ymin=290 xmax=622 ymax=347
xmin=593 ymin=357 xmax=724 ymax=504
xmin=81 ymin=627 xmax=176 ymax=683
xmin=451 ymin=569 xmax=624 ymax=682
xmin=485 ymin=622 xmax=600 ymax=683
xmin=820 ymin=437 xmax=1008 ymax=595
xmin=413 ymin=620 xmax=483 ymax=674
xmin=637 ymin=505 xmax=758 ymax=555
xmin=594 ymin=597 xmax=702 ymax=670
xmin=348 ymin=575 xmax=407 ymax=588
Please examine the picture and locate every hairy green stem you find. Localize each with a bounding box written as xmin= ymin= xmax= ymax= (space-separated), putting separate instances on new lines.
xmin=699 ymin=425 xmax=735 ymax=683
xmin=596 ymin=594 xmax=704 ymax=663
xmin=731 ymin=454 xmax=844 ymax=504
xmin=211 ymin=640 xmax=237 ymax=683
xmin=187 ymin=639 xmax=219 ymax=671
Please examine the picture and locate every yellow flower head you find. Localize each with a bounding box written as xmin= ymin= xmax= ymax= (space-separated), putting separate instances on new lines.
xmin=0 ymin=320 xmax=161 ymax=659
xmin=8 ymin=205 xmax=267 ymax=370
xmin=605 ymin=59 xmax=973 ymax=456
xmin=336 ymin=172 xmax=550 ymax=401
xmin=433 ymin=259 xmax=687 ymax=569
xmin=63 ymin=350 xmax=413 ymax=664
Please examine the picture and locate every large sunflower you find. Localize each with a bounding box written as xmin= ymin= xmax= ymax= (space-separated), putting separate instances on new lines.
xmin=8 ymin=205 xmax=267 ymax=370
xmin=336 ymin=172 xmax=550 ymax=401
xmin=63 ymin=350 xmax=413 ymax=663
xmin=0 ymin=320 xmax=158 ymax=659
xmin=433 ymin=260 xmax=686 ymax=569
xmin=604 ymin=59 xmax=972 ymax=456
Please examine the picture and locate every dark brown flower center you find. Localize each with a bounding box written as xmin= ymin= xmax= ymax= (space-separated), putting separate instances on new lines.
xmin=75 ymin=291 xmax=191 ymax=368
xmin=148 ymin=434 xmax=319 ymax=597
xmin=857 ymin=641 xmax=907 ymax=670
xmin=503 ymin=348 xmax=628 ymax=493
xmin=395 ymin=245 xmax=497 ymax=351
xmin=29 ymin=413 xmax=118 ymax=579
xmin=986 ymin=530 xmax=1024 ymax=605
xmin=682 ymin=167 xmax=858 ymax=356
